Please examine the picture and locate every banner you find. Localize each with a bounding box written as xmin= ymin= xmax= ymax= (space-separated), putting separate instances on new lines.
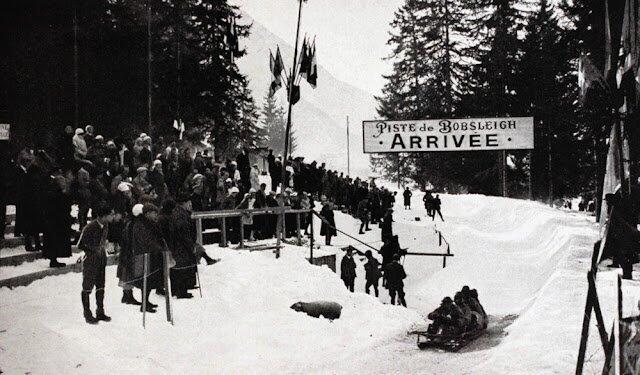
xmin=0 ymin=124 xmax=9 ymax=141
xmin=362 ymin=117 xmax=534 ymax=153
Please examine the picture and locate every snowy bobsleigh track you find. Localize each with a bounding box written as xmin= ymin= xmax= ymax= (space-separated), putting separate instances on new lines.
xmin=1 ymin=193 xmax=616 ymax=374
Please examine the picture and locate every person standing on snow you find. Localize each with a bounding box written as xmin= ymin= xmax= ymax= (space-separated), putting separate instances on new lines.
xmin=78 ymin=204 xmax=115 ymax=324
xmin=341 ymin=247 xmax=357 ymax=292
xmin=319 ymin=201 xmax=336 ymax=245
xmin=357 ymin=198 xmax=371 ymax=234
xmin=432 ymin=194 xmax=444 ymax=222
xmin=364 ymin=250 xmax=382 ymax=297
xmin=403 ymin=187 xmax=412 ymax=209
xmin=384 ymin=254 xmax=407 ymax=307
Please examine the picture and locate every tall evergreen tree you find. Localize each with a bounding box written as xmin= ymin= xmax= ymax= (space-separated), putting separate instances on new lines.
xmin=260 ymin=94 xmax=296 ymax=156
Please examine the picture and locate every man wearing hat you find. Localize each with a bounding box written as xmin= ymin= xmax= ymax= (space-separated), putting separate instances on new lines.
xmin=383 ymin=253 xmax=407 ymax=307
xmin=78 ymin=204 xmax=115 ymax=324
xmin=132 ymin=166 xmax=152 ymax=200
xmin=72 ymin=128 xmax=88 ymax=161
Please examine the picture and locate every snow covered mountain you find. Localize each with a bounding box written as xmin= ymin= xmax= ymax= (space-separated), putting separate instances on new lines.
xmin=236 ymin=13 xmax=377 ymax=177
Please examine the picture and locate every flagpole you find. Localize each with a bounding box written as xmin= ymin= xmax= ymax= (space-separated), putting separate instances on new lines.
xmin=147 ymin=0 xmax=152 ymax=137
xmin=347 ymin=115 xmax=350 ymax=177
xmin=280 ymin=0 xmax=304 ymax=189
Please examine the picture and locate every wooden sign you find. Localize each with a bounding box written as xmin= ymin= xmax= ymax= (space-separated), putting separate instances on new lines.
xmin=362 ymin=117 xmax=534 ymax=153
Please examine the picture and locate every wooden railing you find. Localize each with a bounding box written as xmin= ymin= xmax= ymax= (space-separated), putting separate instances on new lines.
xmin=191 ymin=207 xmax=315 ymax=260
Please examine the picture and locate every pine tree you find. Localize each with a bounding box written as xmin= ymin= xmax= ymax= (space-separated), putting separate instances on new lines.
xmin=517 ymin=0 xmax=580 ymax=200
xmin=260 ymin=94 xmax=296 ymax=156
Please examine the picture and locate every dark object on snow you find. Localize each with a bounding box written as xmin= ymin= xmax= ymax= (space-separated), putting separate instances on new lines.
xmin=290 ymin=301 xmax=343 ymax=320
xmin=415 ymin=217 xmax=421 ymax=221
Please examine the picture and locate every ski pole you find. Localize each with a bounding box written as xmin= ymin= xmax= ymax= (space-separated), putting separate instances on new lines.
xmin=196 ymin=265 xmax=203 ymax=298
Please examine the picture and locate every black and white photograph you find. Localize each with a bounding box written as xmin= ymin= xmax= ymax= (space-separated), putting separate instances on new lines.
xmin=1 ymin=0 xmax=639 ymax=373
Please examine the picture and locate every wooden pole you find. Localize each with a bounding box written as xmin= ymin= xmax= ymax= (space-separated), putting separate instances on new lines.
xmin=279 ymin=0 xmax=304 ymax=193
xmin=347 ymin=115 xmax=350 ymax=177
xmin=239 ymin=220 xmax=245 ymax=248
xmin=275 ymin=209 xmax=281 ymax=258
xmin=296 ymin=212 xmax=302 ymax=246
xmin=617 ymin=274 xmax=622 ymax=374
xmin=146 ymin=0 xmax=152 ymax=136
xmin=142 ymin=253 xmax=149 ymax=329
xmin=73 ymin=1 xmax=79 ymax=128
xmin=548 ymin=123 xmax=553 ymax=206
xmin=195 ymin=218 xmax=203 ymax=245
xmin=221 ymin=217 xmax=227 ymax=247
xmin=309 ymin=210 xmax=314 ymax=263
xmin=162 ymin=252 xmax=173 ymax=324
xmin=502 ymin=150 xmax=508 ymax=197
xmin=528 ymin=150 xmax=533 ymax=200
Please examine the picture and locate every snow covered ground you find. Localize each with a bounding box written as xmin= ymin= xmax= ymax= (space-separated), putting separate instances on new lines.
xmin=1 ymin=192 xmax=634 ymax=374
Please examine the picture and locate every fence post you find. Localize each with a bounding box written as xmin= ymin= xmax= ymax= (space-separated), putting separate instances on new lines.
xmin=239 ymin=219 xmax=245 ymax=249
xmin=439 ymin=232 xmax=442 ymax=247
xmin=309 ymin=210 xmax=314 ymax=263
xmin=275 ymin=208 xmax=281 ymax=258
xmin=195 ymin=218 xmax=203 ymax=245
xmin=221 ymin=217 xmax=227 ymax=248
xmin=281 ymin=211 xmax=287 ymax=241
xmin=296 ymin=212 xmax=302 ymax=246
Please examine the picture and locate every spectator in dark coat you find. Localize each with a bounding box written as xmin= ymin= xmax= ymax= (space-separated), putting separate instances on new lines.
xmin=319 ymin=201 xmax=336 ymax=245
xmin=403 ymin=187 xmax=412 ymax=209
xmin=23 ymin=152 xmax=48 ymax=252
xmin=340 ymin=247 xmax=357 ymax=292
xmin=357 ymin=198 xmax=370 ymax=234
xmin=237 ymin=148 xmax=251 ymax=189
xmin=158 ymin=200 xmax=197 ymax=298
xmin=384 ymin=254 xmax=407 ymax=307
xmin=432 ymin=194 xmax=444 ymax=222
xmin=117 ymin=204 xmax=142 ymax=306
xmin=381 ymin=208 xmax=394 ymax=242
xmin=364 ymin=250 xmax=382 ymax=297
xmin=12 ymin=150 xmax=31 ymax=240
xmin=131 ymin=203 xmax=167 ymax=313
xmin=42 ymin=168 xmax=72 ymax=268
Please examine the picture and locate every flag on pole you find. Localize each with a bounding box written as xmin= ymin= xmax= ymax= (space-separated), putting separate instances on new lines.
xmin=617 ymin=0 xmax=636 ymax=88
xmin=604 ymin=0 xmax=613 ymax=76
xmin=307 ymin=39 xmax=317 ymax=88
xmin=578 ymin=54 xmax=606 ymax=97
xmin=173 ymin=119 xmax=185 ymax=140
xmin=269 ymin=47 xmax=285 ymax=97
xmin=299 ymin=37 xmax=310 ymax=81
xmin=287 ymin=75 xmax=300 ymax=105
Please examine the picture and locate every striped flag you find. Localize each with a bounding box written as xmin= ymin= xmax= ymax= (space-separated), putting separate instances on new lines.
xmin=269 ymin=47 xmax=285 ymax=97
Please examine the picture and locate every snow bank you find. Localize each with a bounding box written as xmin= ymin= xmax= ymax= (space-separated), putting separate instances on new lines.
xmin=0 ymin=244 xmax=420 ymax=374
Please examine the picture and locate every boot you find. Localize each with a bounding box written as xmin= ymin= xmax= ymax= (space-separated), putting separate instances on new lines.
xmin=121 ymin=290 xmax=142 ymax=305
xmin=95 ymin=290 xmax=111 ymax=322
xmin=82 ymin=292 xmax=98 ymax=324
xmin=49 ymin=259 xmax=65 ymax=268
xmin=141 ymin=289 xmax=157 ymax=312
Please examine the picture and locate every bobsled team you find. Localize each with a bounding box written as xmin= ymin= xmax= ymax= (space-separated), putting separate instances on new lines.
xmin=427 ymin=286 xmax=487 ymax=335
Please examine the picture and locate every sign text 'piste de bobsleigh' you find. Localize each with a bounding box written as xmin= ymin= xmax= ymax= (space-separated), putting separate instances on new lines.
xmin=362 ymin=117 xmax=534 ymax=153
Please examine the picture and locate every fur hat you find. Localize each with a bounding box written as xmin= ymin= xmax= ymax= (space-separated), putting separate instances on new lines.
xmin=132 ymin=204 xmax=144 ymax=217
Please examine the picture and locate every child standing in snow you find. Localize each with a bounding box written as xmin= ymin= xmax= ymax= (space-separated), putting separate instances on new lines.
xmin=364 ymin=250 xmax=382 ymax=297
xmin=78 ymin=205 xmax=115 ymax=324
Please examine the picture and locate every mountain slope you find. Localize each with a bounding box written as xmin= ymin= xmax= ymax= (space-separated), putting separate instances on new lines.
xmin=237 ymin=13 xmax=376 ymax=177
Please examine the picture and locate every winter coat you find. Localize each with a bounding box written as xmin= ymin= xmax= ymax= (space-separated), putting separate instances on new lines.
xmin=340 ymin=255 xmax=357 ymax=281
xmin=12 ymin=165 xmax=28 ymax=236
xmin=250 ymin=168 xmax=260 ymax=191
xmin=22 ymin=163 xmax=47 ymax=235
xmin=357 ymin=200 xmax=369 ymax=220
xmin=384 ymin=261 xmax=406 ymax=290
xmin=42 ymin=176 xmax=72 ymax=259
xmin=72 ymin=134 xmax=87 ymax=159
xmin=319 ymin=205 xmax=336 ymax=237
xmin=158 ymin=206 xmax=197 ymax=287
xmin=403 ymin=190 xmax=412 ymax=205
xmin=130 ymin=217 xmax=167 ymax=290
xmin=364 ymin=257 xmax=382 ymax=281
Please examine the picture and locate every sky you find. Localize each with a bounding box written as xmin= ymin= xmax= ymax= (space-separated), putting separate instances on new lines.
xmin=232 ymin=0 xmax=404 ymax=95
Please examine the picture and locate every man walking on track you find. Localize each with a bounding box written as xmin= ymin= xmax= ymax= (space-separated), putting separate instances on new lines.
xmin=384 ymin=254 xmax=407 ymax=307
xmin=341 ymin=247 xmax=357 ymax=292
